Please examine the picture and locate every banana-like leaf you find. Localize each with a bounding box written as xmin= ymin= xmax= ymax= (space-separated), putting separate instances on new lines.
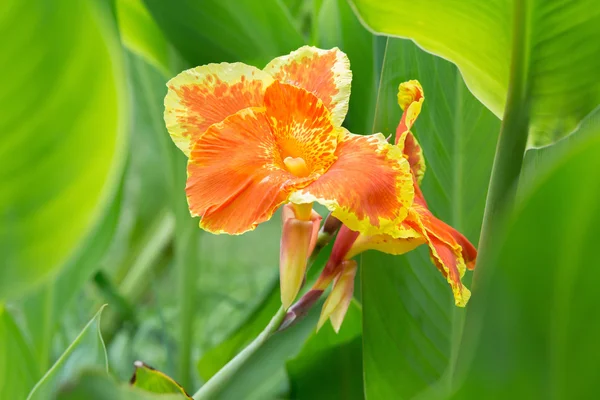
xmin=349 ymin=0 xmax=600 ymax=147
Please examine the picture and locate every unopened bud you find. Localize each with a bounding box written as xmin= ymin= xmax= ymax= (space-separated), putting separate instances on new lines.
xmin=317 ymin=260 xmax=357 ymax=333
xmin=280 ymin=204 xmax=322 ymax=309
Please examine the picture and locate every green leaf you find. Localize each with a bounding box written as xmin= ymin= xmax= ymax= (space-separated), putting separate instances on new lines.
xmin=116 ymin=0 xmax=172 ymax=75
xmin=142 ymin=0 xmax=305 ymax=66
xmin=0 ymin=0 xmax=128 ymax=300
xmin=349 ymin=0 xmax=600 ymax=146
xmin=287 ymin=300 xmax=363 ymax=400
xmin=360 ymin=38 xmax=500 ymax=399
xmin=453 ymin=123 xmax=600 ymax=398
xmin=57 ymin=370 xmax=186 ymax=400
xmin=22 ymin=184 xmax=123 ymax=371
xmin=313 ymin=0 xmax=384 ymax=134
xmin=27 ymin=306 xmax=108 ymax=400
xmin=131 ymin=362 xmax=191 ymax=398
xmin=0 ymin=305 xmax=39 ymax=399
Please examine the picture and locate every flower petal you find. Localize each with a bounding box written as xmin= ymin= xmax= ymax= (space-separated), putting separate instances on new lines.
xmin=264 ymin=46 xmax=351 ymax=126
xmin=186 ymin=108 xmax=312 ymax=235
xmin=395 ymin=80 xmax=426 ymax=182
xmin=290 ymin=130 xmax=414 ymax=238
xmin=165 ymin=63 xmax=274 ymax=156
xmin=400 ymin=131 xmax=426 ymax=185
xmin=317 ymin=260 xmax=357 ymax=333
xmin=404 ymin=203 xmax=476 ymax=307
xmin=264 ymin=81 xmax=338 ymax=175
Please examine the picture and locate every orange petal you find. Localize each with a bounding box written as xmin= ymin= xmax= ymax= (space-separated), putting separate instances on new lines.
xmin=290 ymin=130 xmax=414 ymax=238
xmin=186 ymin=108 xmax=312 ymax=235
xmin=395 ymin=80 xmax=426 ymax=182
xmin=404 ymin=204 xmax=476 ymax=307
xmin=264 ymin=46 xmax=351 ymax=127
xmin=264 ymin=81 xmax=339 ymax=176
xmin=400 ymin=131 xmax=426 ymax=185
xmin=165 ymin=63 xmax=274 ymax=155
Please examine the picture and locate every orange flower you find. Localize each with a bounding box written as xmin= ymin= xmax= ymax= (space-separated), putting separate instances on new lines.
xmin=314 ymin=81 xmax=476 ymax=332
xmin=163 ymin=46 xmax=414 ymax=237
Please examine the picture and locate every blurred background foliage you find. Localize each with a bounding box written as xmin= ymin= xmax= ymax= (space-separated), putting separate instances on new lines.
xmin=1 ymin=0 xmax=599 ymax=399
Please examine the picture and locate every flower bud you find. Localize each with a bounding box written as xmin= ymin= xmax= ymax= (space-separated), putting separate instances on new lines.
xmin=317 ymin=260 xmax=357 ymax=333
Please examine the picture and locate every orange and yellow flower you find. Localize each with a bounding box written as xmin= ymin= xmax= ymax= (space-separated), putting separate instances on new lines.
xmin=315 ymin=80 xmax=477 ymax=331
xmin=164 ymin=46 xmax=414 ymax=238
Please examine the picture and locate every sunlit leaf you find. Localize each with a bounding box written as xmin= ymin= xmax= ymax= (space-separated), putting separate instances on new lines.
xmin=57 ymin=370 xmax=185 ymax=400
xmin=361 ymin=38 xmax=500 ymax=399
xmin=349 ymin=0 xmax=600 ymax=146
xmin=130 ymin=361 xmax=191 ymax=398
xmin=0 ymin=0 xmax=128 ymax=299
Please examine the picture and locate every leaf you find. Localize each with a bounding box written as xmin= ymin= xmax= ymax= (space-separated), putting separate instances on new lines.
xmin=0 ymin=0 xmax=128 ymax=299
xmin=360 ymin=38 xmax=500 ymax=399
xmin=0 ymin=305 xmax=39 ymax=399
xmin=116 ymin=0 xmax=172 ymax=75
xmin=452 ymin=123 xmax=600 ymax=397
xmin=27 ymin=306 xmax=108 ymax=400
xmin=287 ymin=300 xmax=364 ymax=400
xmin=130 ymin=362 xmax=191 ymax=398
xmin=313 ymin=0 xmax=384 ymax=134
xmin=349 ymin=0 xmax=600 ymax=146
xmin=57 ymin=370 xmax=186 ymax=400
xmin=142 ymin=0 xmax=305 ymax=66
xmin=22 ymin=184 xmax=123 ymax=370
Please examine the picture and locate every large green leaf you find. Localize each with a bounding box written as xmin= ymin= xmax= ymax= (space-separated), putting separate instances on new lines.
xmin=0 ymin=306 xmax=38 ymax=399
xmin=349 ymin=0 xmax=600 ymax=146
xmin=0 ymin=0 xmax=127 ymax=299
xmin=452 ymin=122 xmax=600 ymax=398
xmin=360 ymin=38 xmax=500 ymax=399
xmin=142 ymin=0 xmax=304 ymax=66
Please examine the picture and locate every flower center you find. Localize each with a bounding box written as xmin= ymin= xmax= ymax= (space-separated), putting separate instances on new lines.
xmin=283 ymin=156 xmax=310 ymax=177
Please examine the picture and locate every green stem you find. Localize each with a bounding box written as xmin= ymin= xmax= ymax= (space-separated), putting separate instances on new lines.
xmin=455 ymin=0 xmax=532 ymax=387
xmin=192 ymin=306 xmax=287 ymax=400
xmin=473 ymin=0 xmax=531 ymax=289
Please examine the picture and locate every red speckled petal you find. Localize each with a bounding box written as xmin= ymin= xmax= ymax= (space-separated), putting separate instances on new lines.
xmin=186 ymin=108 xmax=313 ymax=235
xmin=264 ymin=81 xmax=339 ymax=175
xmin=290 ymin=130 xmax=414 ymax=238
xmin=264 ymin=46 xmax=351 ymax=126
xmin=165 ymin=63 xmax=273 ymax=155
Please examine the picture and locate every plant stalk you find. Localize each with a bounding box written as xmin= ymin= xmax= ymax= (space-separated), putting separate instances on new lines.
xmin=192 ymin=306 xmax=287 ymax=400
xmin=454 ymin=0 xmax=532 ymax=387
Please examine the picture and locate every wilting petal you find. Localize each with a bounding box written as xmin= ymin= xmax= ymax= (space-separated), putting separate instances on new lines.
xmin=187 ymin=108 xmax=313 ymax=235
xmin=395 ymin=80 xmax=424 ymax=142
xmin=165 ymin=63 xmax=274 ymax=155
xmin=264 ymin=81 xmax=339 ymax=175
xmin=264 ymin=46 xmax=351 ymax=127
xmin=404 ymin=204 xmax=475 ymax=307
xmin=399 ymin=131 xmax=426 ymax=185
xmin=290 ymin=130 xmax=414 ymax=238
xmin=317 ymin=260 xmax=357 ymax=333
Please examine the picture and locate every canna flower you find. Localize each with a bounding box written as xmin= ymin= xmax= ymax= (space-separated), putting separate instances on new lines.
xmin=164 ymin=46 xmax=415 ymax=307
xmin=311 ymin=80 xmax=477 ymax=332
